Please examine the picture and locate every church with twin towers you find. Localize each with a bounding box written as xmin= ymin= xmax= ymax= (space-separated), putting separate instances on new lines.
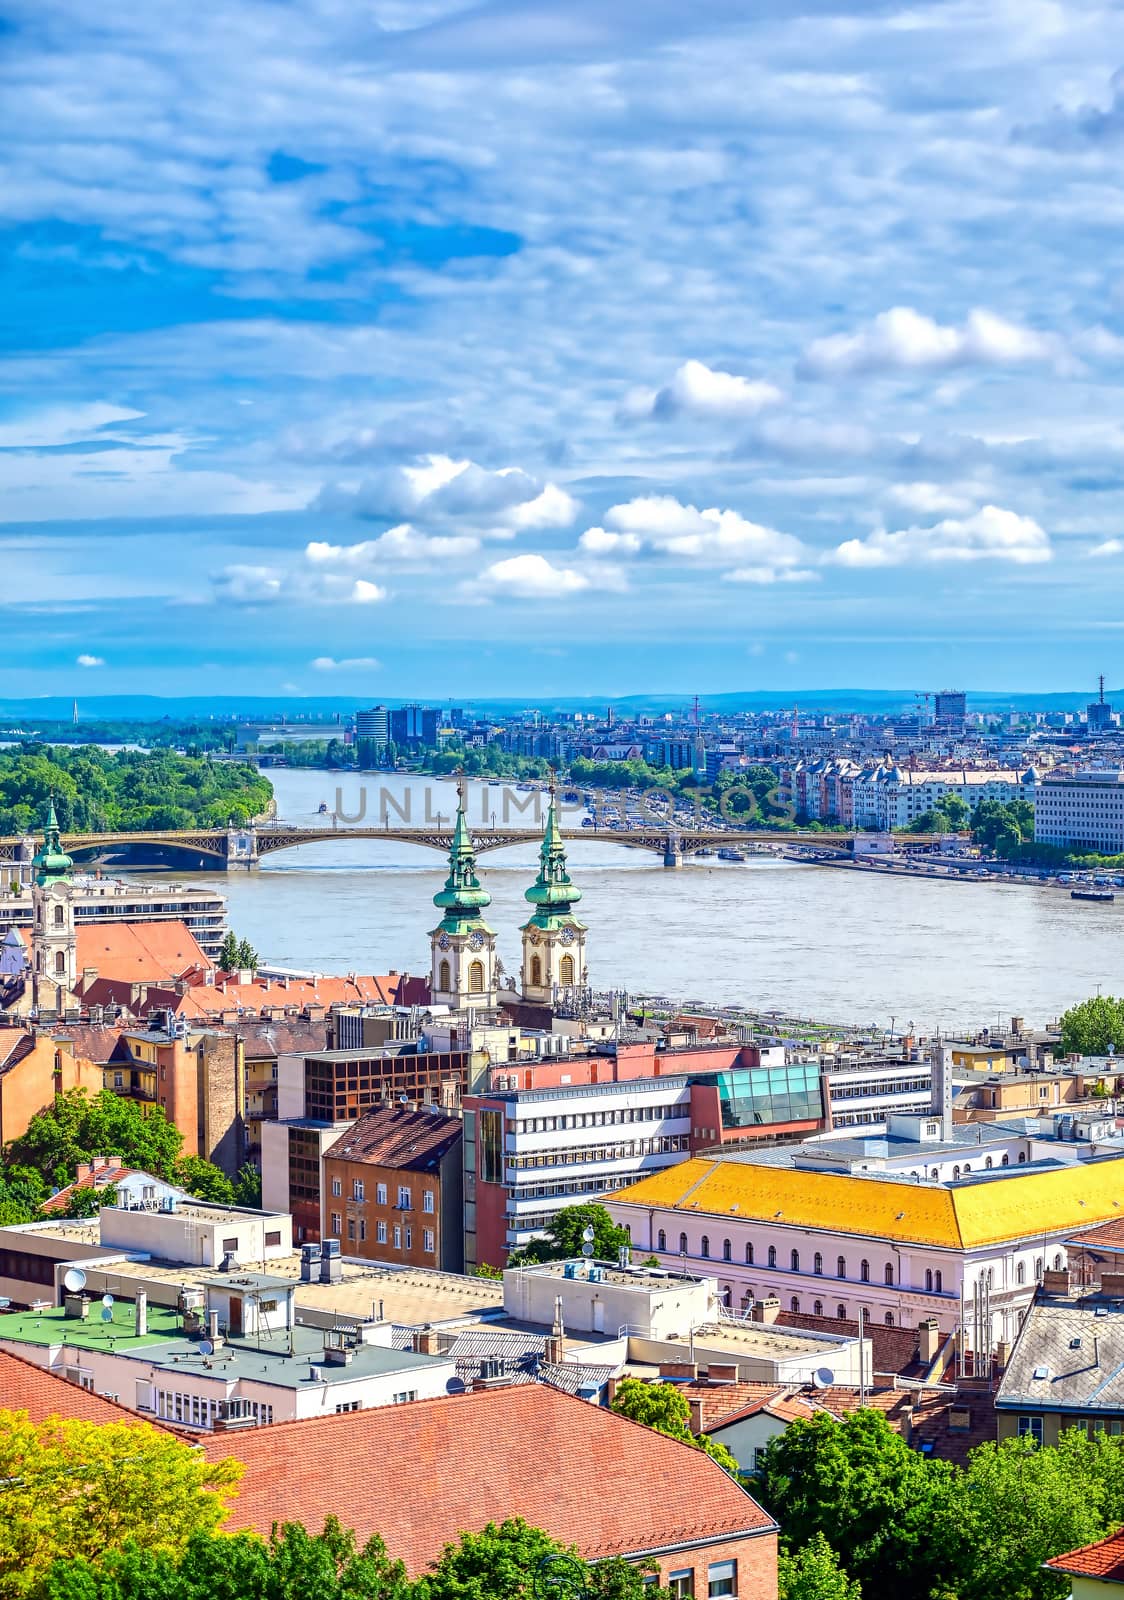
xmin=429 ymin=781 xmax=587 ymax=1010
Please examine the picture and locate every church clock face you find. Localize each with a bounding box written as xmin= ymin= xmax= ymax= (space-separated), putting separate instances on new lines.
xmin=468 ymin=930 xmax=485 ymax=951
xmin=559 ymin=925 xmax=576 ymax=946
xmin=438 ymin=932 xmax=451 ymax=950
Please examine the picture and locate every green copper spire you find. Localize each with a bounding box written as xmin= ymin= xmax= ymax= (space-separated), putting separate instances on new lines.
xmin=33 ymin=800 xmax=73 ymax=887
xmin=432 ymin=782 xmax=492 ymax=929
xmin=524 ymin=787 xmax=583 ymax=920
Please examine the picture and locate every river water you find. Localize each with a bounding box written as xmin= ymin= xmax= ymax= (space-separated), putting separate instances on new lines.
xmin=174 ymin=768 xmax=1121 ymax=1032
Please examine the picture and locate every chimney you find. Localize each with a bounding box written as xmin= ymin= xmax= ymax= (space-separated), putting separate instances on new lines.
xmin=687 ymin=1397 xmax=705 ymax=1435
xmin=134 ymin=1291 xmax=147 ymax=1338
xmin=544 ymin=1295 xmax=566 ymax=1364
xmin=918 ymin=1317 xmax=942 ymax=1364
xmin=995 ymin=1339 xmax=1012 ymax=1370
xmin=931 ymin=1044 xmax=955 ymax=1140
xmin=412 ymin=1325 xmax=441 ymax=1356
xmin=1042 ymin=1267 xmax=1069 ymax=1295
xmin=754 ymin=1295 xmax=781 ymax=1326
xmin=208 ymin=1309 xmax=220 ymax=1343
xmin=1100 ymin=1272 xmax=1124 ymax=1298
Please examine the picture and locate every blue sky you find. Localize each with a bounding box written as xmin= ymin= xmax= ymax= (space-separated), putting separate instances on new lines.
xmin=4 ymin=0 xmax=1124 ymax=699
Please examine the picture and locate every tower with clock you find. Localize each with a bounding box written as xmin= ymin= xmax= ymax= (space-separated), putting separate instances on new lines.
xmin=520 ymin=785 xmax=587 ymax=1004
xmin=30 ymin=800 xmax=77 ymax=1016
xmin=429 ymin=781 xmax=498 ymax=1010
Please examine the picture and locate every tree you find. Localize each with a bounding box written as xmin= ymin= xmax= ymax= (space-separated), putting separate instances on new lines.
xmin=754 ymin=1409 xmax=954 ymax=1596
xmin=173 ymin=1157 xmax=235 ymax=1205
xmin=778 ymin=1535 xmax=862 ymax=1600
xmin=232 ymin=1162 xmax=262 ymax=1208
xmin=0 ymin=1412 xmax=240 ymax=1600
xmin=414 ymin=1518 xmax=661 ymax=1600
xmin=235 ymin=939 xmax=259 ymax=972
xmin=1059 ymin=995 xmax=1124 ymax=1057
xmin=609 ymin=1377 xmax=740 ymax=1474
xmin=217 ymin=931 xmax=240 ymax=972
xmin=514 ymin=1203 xmax=632 ymax=1264
xmin=7 ymin=1089 xmax=183 ymax=1187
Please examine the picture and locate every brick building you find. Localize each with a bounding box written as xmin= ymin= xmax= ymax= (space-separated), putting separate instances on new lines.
xmin=203 ymin=1385 xmax=779 ymax=1594
xmin=322 ymin=1105 xmax=464 ymax=1273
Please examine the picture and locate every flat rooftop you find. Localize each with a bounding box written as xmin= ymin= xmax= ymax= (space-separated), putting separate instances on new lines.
xmin=514 ymin=1260 xmax=711 ymax=1290
xmin=0 ymin=1305 xmax=448 ymax=1389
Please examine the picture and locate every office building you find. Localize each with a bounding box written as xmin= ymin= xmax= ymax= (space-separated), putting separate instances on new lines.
xmin=354 ymin=705 xmax=389 ymax=766
xmin=1034 ymin=768 xmax=1124 ymax=852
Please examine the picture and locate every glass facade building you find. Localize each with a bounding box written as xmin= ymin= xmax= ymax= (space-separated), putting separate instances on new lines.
xmin=697 ymin=1064 xmax=823 ymax=1129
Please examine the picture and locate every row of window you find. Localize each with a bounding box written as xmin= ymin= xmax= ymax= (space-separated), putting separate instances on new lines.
xmin=510 ymin=1173 xmax=642 ymax=1203
xmin=514 ymin=1104 xmax=685 ymax=1134
xmin=508 ymin=1136 xmax=690 ymax=1169
xmin=666 ymin=1559 xmax=737 ymax=1599
xmin=329 ymin=1178 xmax=435 ymax=1211
xmin=657 ymin=1233 xmax=907 ymax=1284
xmin=154 ymin=1391 xmax=273 ymax=1428
xmin=329 ymin=1213 xmax=436 ymax=1253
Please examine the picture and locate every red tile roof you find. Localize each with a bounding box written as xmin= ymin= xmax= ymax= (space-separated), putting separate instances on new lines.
xmin=202 ymin=1385 xmax=775 ymax=1575
xmin=0 ymin=1348 xmax=175 ymax=1429
xmin=76 ymin=921 xmax=210 ymax=984
xmin=325 ymin=1105 xmax=462 ymax=1170
xmin=1046 ymin=1529 xmax=1124 ymax=1583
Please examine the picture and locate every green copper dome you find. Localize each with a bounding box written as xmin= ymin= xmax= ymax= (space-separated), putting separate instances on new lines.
xmin=33 ymin=801 xmax=73 ymax=887
xmin=433 ymin=787 xmax=492 ymax=930
xmin=524 ymin=791 xmax=584 ymax=923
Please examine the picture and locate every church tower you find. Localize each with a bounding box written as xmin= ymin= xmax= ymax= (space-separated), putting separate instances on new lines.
xmin=429 ymin=782 xmax=498 ymax=1010
xmin=520 ymin=786 xmax=586 ymax=1003
xmin=31 ymin=801 xmax=76 ymax=1013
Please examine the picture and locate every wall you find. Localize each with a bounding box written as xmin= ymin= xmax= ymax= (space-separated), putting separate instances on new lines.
xmin=650 ymin=1532 xmax=777 ymax=1600
xmin=708 ymin=1410 xmax=788 ymax=1473
xmin=98 ymin=1205 xmax=292 ymax=1267
xmin=323 ymin=1154 xmax=454 ymax=1271
xmin=0 ymin=1037 xmax=100 ymax=1146
xmin=504 ymin=1266 xmax=715 ymax=1338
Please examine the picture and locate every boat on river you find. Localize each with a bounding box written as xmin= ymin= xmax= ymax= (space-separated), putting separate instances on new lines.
xmin=1071 ymin=888 xmax=1115 ymax=903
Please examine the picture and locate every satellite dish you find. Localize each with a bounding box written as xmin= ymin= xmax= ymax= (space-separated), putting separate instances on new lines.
xmin=812 ymin=1367 xmax=836 ymax=1390
xmin=198 ymin=1339 xmax=214 ymax=1357
xmin=445 ymin=1376 xmax=466 ymax=1394
xmin=101 ymin=1307 xmax=113 ymax=1322
xmin=62 ymin=1267 xmax=86 ymax=1293
xmin=581 ymin=1225 xmax=596 ymax=1243
xmin=581 ymin=1243 xmax=594 ymax=1257
xmin=101 ymin=1294 xmax=114 ymax=1308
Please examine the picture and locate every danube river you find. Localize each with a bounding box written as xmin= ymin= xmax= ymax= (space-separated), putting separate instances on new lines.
xmin=176 ymin=769 xmax=1120 ymax=1031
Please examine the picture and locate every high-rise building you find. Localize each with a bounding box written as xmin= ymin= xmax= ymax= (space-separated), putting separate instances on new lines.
xmin=389 ymin=704 xmax=439 ymax=749
xmin=933 ymin=690 xmax=967 ymax=733
xmin=1087 ymin=675 xmax=1115 ymax=734
xmin=354 ymin=705 xmax=389 ymax=766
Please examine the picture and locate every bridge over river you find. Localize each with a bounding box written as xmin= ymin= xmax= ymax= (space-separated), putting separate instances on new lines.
xmin=0 ymin=823 xmax=942 ymax=871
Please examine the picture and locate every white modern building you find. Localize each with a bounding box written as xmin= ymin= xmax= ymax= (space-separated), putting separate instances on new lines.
xmin=1034 ymin=768 xmax=1124 ymax=853
xmin=850 ymin=766 xmax=1029 ymax=831
xmin=98 ymin=1195 xmax=293 ymax=1266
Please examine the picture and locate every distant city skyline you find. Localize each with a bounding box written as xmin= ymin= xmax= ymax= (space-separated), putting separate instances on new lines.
xmin=6 ymin=3 xmax=1124 ymax=694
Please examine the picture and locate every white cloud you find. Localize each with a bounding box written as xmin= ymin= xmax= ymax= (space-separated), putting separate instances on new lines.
xmin=1087 ymin=539 xmax=1124 ymax=557
xmin=310 ymin=656 xmax=381 ymax=670
xmin=482 ymin=553 xmax=591 ymax=598
xmin=632 ymin=359 xmax=784 ymax=421
xmin=727 ymin=567 xmax=819 ymax=585
xmin=346 ymin=578 xmax=386 ymax=604
xmin=0 ymin=404 xmax=144 ymax=449
xmin=211 ymin=564 xmax=386 ymax=605
xmin=831 ymin=505 xmax=1051 ymax=568
xmin=318 ymin=453 xmax=570 ymax=531
xmin=505 ymin=483 xmax=579 ymax=529
xmin=602 ymin=495 xmax=808 ymax=575
xmin=75 ymin=653 xmax=105 ymax=667
xmin=578 ymin=527 xmax=643 ymax=555
xmin=212 ymin=565 xmax=285 ymax=604
xmin=306 ymin=525 xmax=480 ymax=565
xmin=885 ymin=482 xmax=979 ymax=517
xmin=799 ymin=308 xmax=1059 ymax=379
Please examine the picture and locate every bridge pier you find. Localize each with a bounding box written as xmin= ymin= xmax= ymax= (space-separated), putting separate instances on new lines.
xmin=663 ymin=835 xmax=683 ymax=869
xmin=224 ymin=826 xmax=261 ymax=871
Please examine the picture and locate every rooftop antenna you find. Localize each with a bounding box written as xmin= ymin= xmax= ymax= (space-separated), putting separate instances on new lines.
xmin=1100 ymin=674 xmax=1106 ymax=705
xmin=692 ymin=694 xmax=701 ymax=727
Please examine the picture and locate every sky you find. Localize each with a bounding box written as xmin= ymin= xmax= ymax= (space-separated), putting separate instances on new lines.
xmin=4 ymin=0 xmax=1124 ymax=700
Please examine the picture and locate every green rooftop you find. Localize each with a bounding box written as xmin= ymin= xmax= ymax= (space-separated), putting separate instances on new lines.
xmin=0 ymin=1301 xmax=181 ymax=1352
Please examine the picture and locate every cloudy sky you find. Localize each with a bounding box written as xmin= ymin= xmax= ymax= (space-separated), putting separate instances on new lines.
xmin=4 ymin=0 xmax=1124 ymax=699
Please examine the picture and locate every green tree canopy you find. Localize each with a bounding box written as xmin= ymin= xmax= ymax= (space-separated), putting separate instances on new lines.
xmin=514 ymin=1203 xmax=632 ymax=1264
xmin=7 ymin=1089 xmax=183 ymax=1188
xmin=173 ymin=1157 xmax=235 ymax=1205
xmin=778 ymin=1534 xmax=862 ymax=1600
xmin=1059 ymin=995 xmax=1124 ymax=1056
xmin=609 ymin=1377 xmax=739 ymax=1474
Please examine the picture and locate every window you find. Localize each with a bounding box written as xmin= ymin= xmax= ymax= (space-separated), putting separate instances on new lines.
xmin=837 ymin=1304 xmax=847 ymax=1319
xmin=376 ymin=1183 xmax=387 ymax=1205
xmin=335 ymin=1401 xmax=360 ymax=1413
xmin=113 ymin=1072 xmax=124 ymax=1089
xmin=1001 ymin=1153 xmax=1009 ymax=1167
xmin=347 ymin=1218 xmax=356 ymax=1241
xmin=790 ymin=1249 xmax=800 ymax=1272
xmin=837 ymin=1255 xmax=846 ymax=1278
xmin=1054 ymin=1253 xmax=1064 ymax=1270
xmin=1017 ymin=1415 xmax=1044 ymax=1446
xmin=925 ymin=1269 xmax=933 ymax=1292
xmin=1035 ymin=1257 xmax=1043 ymax=1281
xmin=860 ymin=1260 xmax=869 ymax=1283
xmin=679 ymin=1232 xmax=688 ymax=1255
xmin=708 ymin=1560 xmax=736 ymax=1598
xmin=667 ymin=1573 xmax=694 ymax=1599
xmin=559 ymin=953 xmax=575 ymax=987
xmin=55 ymin=950 xmax=66 ymax=976
xmin=813 ymin=1300 xmax=823 ymax=1316
xmin=885 ymin=1311 xmax=895 ymax=1325
xmin=745 ymin=1242 xmax=754 ymax=1265
xmin=223 ymin=1237 xmax=238 ymax=1254
xmin=768 ymin=1245 xmax=777 ymax=1269
xmin=53 ymin=904 xmax=65 ymax=927
xmin=657 ymin=1229 xmax=667 ymax=1251
xmin=377 ymin=1220 xmax=387 ymax=1244
xmin=331 ymin=1178 xmax=342 ymax=1198
xmin=952 ymin=1165 xmax=960 ymax=1180
xmin=790 ymin=1297 xmax=800 ymax=1313
xmin=397 ymin=1186 xmax=412 ymax=1209
xmin=813 ymin=1252 xmax=823 ymax=1276
xmin=359 ymin=1219 xmax=366 ymax=1242
xmin=423 ymin=1190 xmax=435 ymax=1214
xmin=935 ymin=1270 xmax=943 ymax=1292
xmin=722 ymin=1238 xmax=732 ymax=1262
xmin=438 ymin=959 xmax=450 ymax=992
xmin=331 ymin=1212 xmax=341 ymax=1236
xmin=424 ymin=1229 xmax=435 ymax=1253
xmin=884 ymin=1263 xmax=894 ymax=1286
xmin=985 ymin=1156 xmax=993 ymax=1170
xmin=352 ymin=1179 xmax=365 ymax=1201
xmin=700 ymin=1235 xmax=710 ymax=1258
xmin=468 ymin=960 xmax=485 ymax=994
xmin=1016 ymin=1261 xmax=1026 ymax=1285
xmin=393 ymin=1226 xmax=402 ymax=1249
xmin=392 ymin=1390 xmax=418 ymax=1404
xmin=405 ymin=1226 xmax=412 ymax=1250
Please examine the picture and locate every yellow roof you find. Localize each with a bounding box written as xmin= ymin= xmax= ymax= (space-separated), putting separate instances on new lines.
xmin=611 ymin=1158 xmax=1124 ymax=1250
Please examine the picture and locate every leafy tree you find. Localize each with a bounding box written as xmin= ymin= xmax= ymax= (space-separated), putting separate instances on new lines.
xmin=232 ymin=1162 xmax=262 ymax=1208
xmin=1059 ymin=995 xmax=1124 ymax=1057
xmin=514 ymin=1203 xmax=632 ymax=1264
xmin=778 ymin=1535 xmax=862 ymax=1600
xmin=54 ymin=1185 xmax=115 ymax=1220
xmin=0 ymin=1164 xmax=47 ymax=1225
xmin=609 ymin=1377 xmax=740 ymax=1474
xmin=0 ymin=1412 xmax=240 ymax=1600
xmin=235 ymin=939 xmax=259 ymax=972
xmin=472 ymin=1262 xmax=503 ymax=1279
xmin=7 ymin=1089 xmax=183 ymax=1187
xmin=415 ymin=1518 xmax=661 ymax=1600
xmin=217 ymin=932 xmax=240 ymax=972
xmin=173 ymin=1157 xmax=235 ymax=1205
xmin=754 ymin=1409 xmax=954 ymax=1596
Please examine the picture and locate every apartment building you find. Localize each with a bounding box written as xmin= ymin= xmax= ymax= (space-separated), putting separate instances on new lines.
xmin=322 ymin=1105 xmax=464 ymax=1273
xmin=1034 ymin=768 xmax=1124 ymax=852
